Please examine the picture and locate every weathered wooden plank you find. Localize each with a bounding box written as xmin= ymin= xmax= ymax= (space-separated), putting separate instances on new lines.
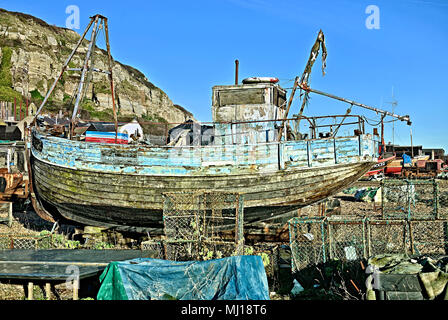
xmin=37 ymin=132 xmax=368 ymax=175
xmin=33 ymin=156 xmax=367 ymax=198
xmin=34 ymin=157 xmax=370 ymax=212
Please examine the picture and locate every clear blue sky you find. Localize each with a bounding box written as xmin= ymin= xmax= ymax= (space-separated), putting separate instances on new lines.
xmin=1 ymin=0 xmax=447 ymax=151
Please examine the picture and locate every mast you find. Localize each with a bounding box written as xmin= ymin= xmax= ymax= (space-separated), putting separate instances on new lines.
xmin=277 ymin=29 xmax=327 ymax=141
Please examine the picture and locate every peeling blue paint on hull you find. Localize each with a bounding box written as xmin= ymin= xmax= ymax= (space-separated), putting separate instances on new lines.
xmin=31 ymin=130 xmax=377 ymax=233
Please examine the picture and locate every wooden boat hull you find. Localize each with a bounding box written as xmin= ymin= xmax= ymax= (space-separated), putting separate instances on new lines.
xmin=30 ymin=130 xmax=377 ymax=233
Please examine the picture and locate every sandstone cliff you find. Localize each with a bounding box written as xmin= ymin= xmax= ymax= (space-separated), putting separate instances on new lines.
xmin=0 ymin=8 xmax=194 ymax=123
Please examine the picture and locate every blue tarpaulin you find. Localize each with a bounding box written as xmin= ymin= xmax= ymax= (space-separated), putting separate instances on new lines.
xmin=402 ymin=153 xmax=412 ymax=164
xmin=97 ymin=255 xmax=270 ymax=300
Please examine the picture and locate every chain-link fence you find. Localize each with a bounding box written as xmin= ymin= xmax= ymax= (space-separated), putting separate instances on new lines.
xmin=249 ymin=243 xmax=281 ymax=279
xmin=288 ymin=217 xmax=444 ymax=271
xmin=287 ymin=179 xmax=448 ymax=277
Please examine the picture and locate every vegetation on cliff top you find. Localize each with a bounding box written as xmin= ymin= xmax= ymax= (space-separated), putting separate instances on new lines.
xmin=0 ymin=46 xmax=22 ymax=101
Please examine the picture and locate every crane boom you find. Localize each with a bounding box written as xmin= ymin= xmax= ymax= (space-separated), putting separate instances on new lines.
xmin=298 ymin=83 xmax=412 ymax=125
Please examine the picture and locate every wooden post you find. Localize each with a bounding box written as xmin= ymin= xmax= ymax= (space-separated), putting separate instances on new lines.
xmin=367 ymin=222 xmax=372 ymax=258
xmin=14 ymin=98 xmax=16 ymax=121
xmin=73 ymin=279 xmax=79 ymax=300
xmin=409 ymin=221 xmax=415 ymax=255
xmin=34 ymin=18 xmax=95 ymax=123
xmin=28 ymin=282 xmax=34 ymax=300
xmin=6 ymin=148 xmax=11 ymax=173
xmin=7 ymin=202 xmax=12 ymax=228
xmin=328 ymin=221 xmax=333 ymax=259
xmin=45 ymin=283 xmax=51 ymax=300
xmin=277 ymin=76 xmax=299 ymax=141
xmin=164 ymin=123 xmax=168 ymax=145
xmin=70 ymin=16 xmax=101 ymax=139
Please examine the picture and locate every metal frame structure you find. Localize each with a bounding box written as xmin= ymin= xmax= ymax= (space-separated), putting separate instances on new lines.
xmin=33 ymin=14 xmax=118 ymax=141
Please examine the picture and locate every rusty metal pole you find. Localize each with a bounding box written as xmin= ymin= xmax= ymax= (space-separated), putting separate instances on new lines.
xmin=277 ymin=76 xmax=299 ymax=141
xmin=103 ymin=17 xmax=119 ymax=143
xmin=235 ymin=60 xmax=239 ymax=85
xmin=71 ymin=15 xmax=101 ymax=139
xmin=298 ymin=83 xmax=412 ymax=125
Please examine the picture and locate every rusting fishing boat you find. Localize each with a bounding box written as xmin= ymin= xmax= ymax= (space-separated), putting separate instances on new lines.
xmin=27 ymin=16 xmax=408 ymax=234
xmin=30 ymin=80 xmax=378 ymax=233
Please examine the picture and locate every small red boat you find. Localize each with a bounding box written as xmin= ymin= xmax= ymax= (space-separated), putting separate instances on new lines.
xmin=365 ymin=154 xmax=396 ymax=178
xmin=384 ymin=158 xmax=402 ymax=175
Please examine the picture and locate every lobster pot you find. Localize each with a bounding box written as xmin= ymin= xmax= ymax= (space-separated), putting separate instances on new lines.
xmin=437 ymin=182 xmax=448 ymax=219
xmin=327 ymin=216 xmax=367 ymax=261
xmin=367 ymin=219 xmax=409 ymax=257
xmin=140 ymin=240 xmax=165 ymax=259
xmin=161 ymin=191 xmax=244 ymax=261
xmin=288 ymin=217 xmax=327 ymax=273
xmin=0 ymin=234 xmax=53 ymax=249
xmin=382 ymin=179 xmax=437 ymax=220
xmin=409 ymin=220 xmax=448 ymax=257
xmin=250 ymin=243 xmax=282 ymax=279
xmin=409 ymin=181 xmax=437 ymax=220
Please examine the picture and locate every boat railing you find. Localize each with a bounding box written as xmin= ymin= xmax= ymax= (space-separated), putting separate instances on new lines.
xmin=131 ymin=114 xmax=367 ymax=146
xmin=38 ymin=114 xmax=371 ymax=147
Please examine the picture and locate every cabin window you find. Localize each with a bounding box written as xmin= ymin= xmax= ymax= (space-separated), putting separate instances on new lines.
xmin=217 ymin=89 xmax=265 ymax=107
xmin=273 ymin=87 xmax=287 ymax=109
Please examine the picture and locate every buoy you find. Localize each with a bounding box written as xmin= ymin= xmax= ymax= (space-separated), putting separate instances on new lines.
xmin=242 ymin=77 xmax=279 ymax=84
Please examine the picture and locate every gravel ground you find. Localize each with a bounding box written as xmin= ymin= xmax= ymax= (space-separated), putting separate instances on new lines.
xmin=0 ymin=180 xmax=444 ymax=300
xmin=0 ymin=203 xmax=89 ymax=300
xmin=0 ymin=188 xmax=381 ymax=300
